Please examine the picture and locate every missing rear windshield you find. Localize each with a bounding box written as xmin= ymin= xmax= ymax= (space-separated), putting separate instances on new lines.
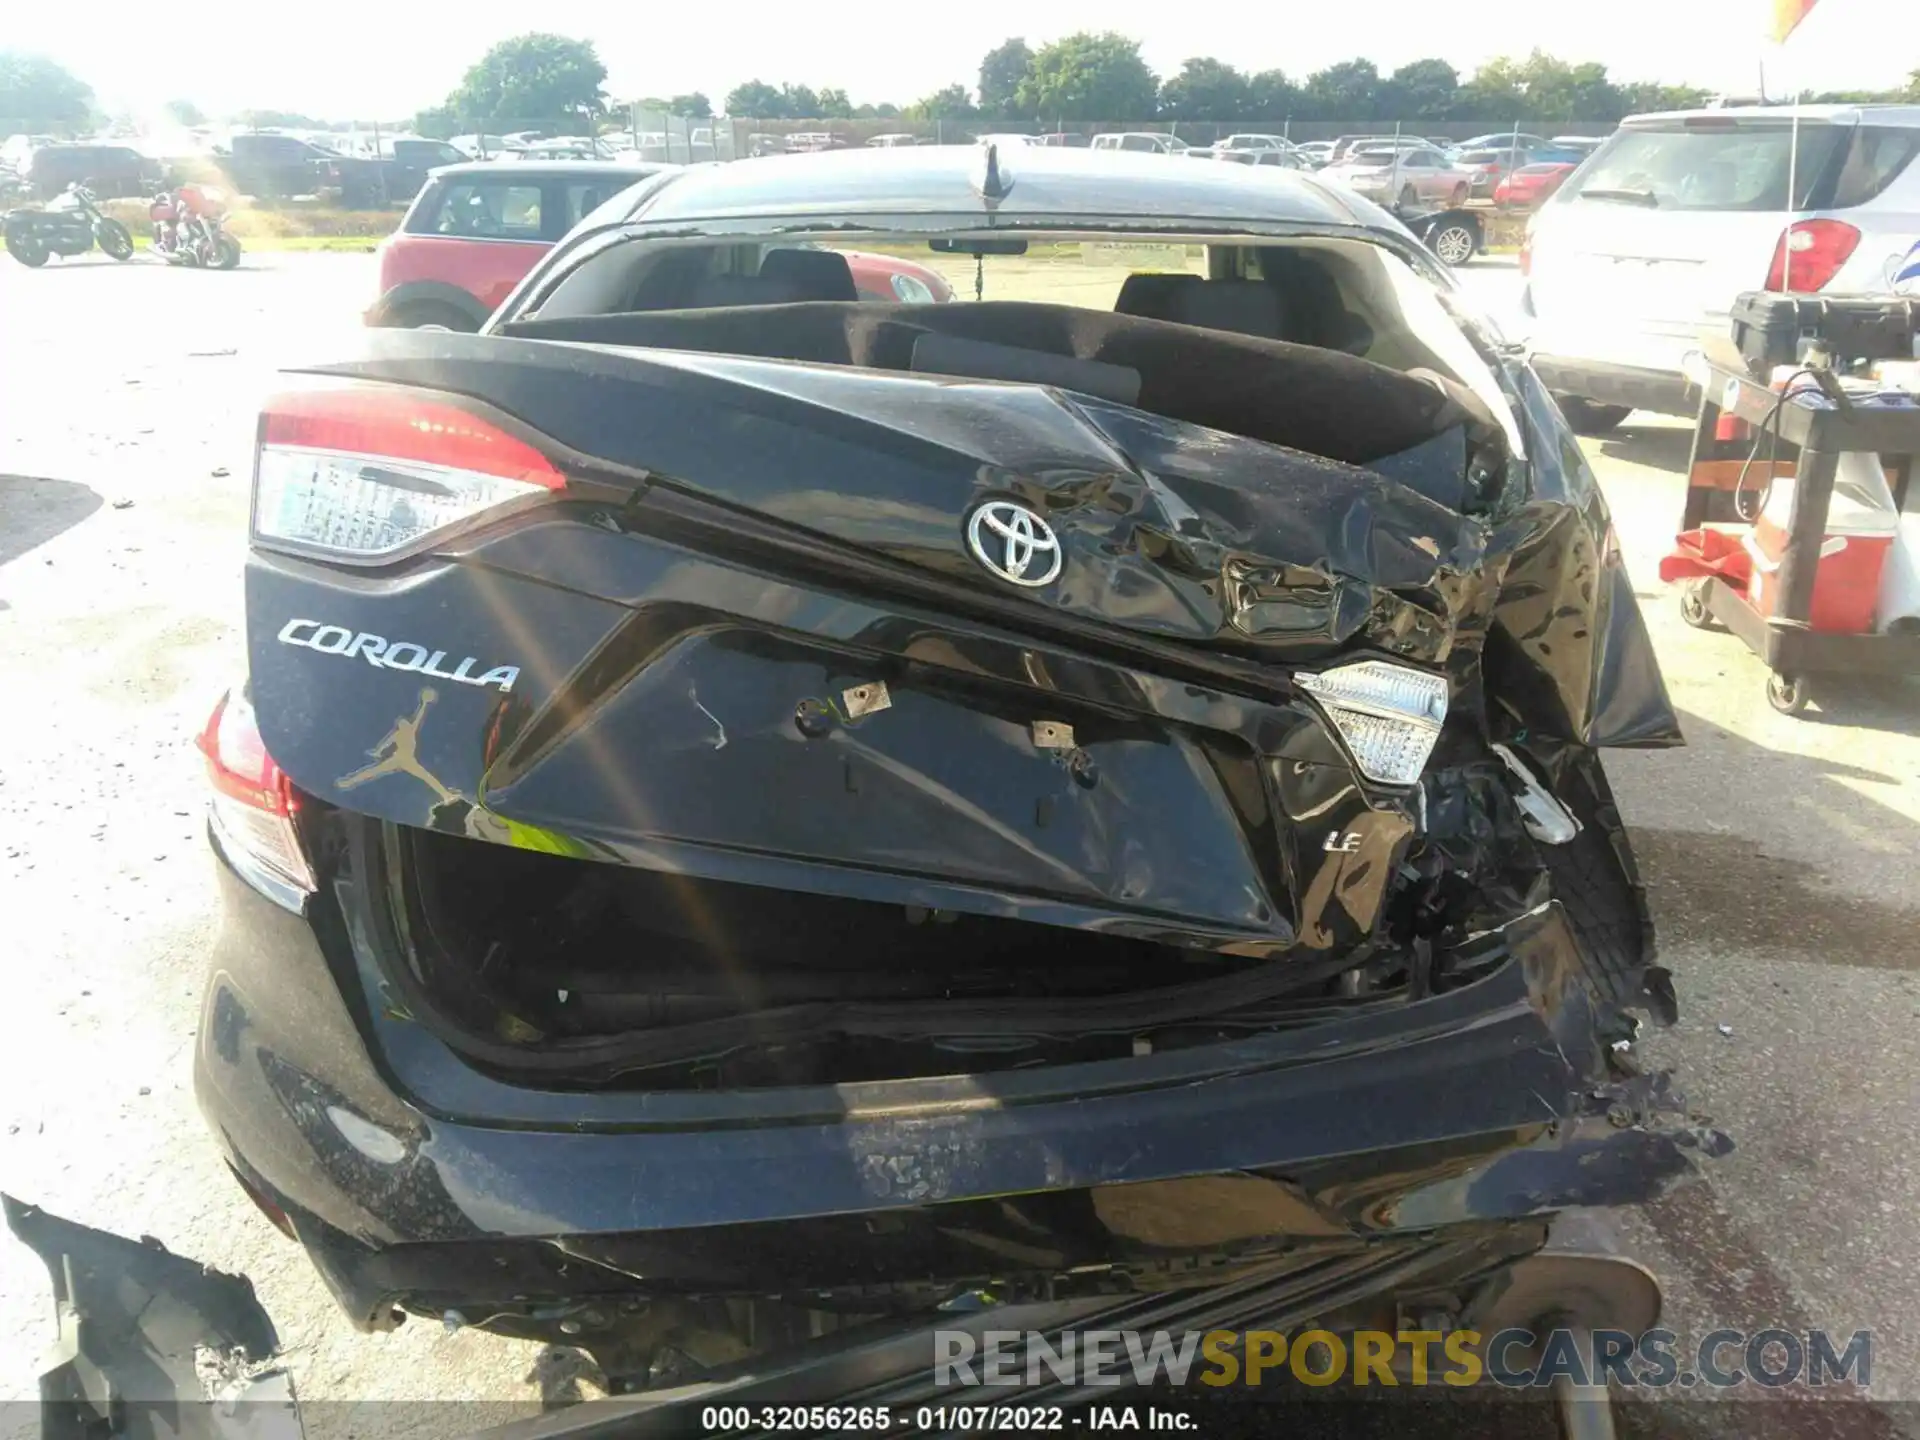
xmin=1563 ymin=121 xmax=1920 ymax=212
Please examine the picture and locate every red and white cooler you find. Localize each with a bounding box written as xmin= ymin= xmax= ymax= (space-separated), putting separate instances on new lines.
xmin=1744 ymin=451 xmax=1900 ymax=634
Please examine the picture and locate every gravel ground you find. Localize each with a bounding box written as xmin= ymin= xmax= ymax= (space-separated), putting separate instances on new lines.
xmin=0 ymin=251 xmax=1916 ymax=1438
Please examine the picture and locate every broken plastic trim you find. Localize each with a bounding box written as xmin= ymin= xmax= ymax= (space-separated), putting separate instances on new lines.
xmin=1491 ymin=743 xmax=1582 ymax=845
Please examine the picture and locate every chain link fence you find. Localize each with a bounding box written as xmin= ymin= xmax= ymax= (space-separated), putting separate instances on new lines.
xmin=660 ymin=114 xmax=1620 ymax=155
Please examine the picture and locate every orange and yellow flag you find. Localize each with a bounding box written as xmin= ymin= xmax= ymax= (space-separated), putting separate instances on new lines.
xmin=1770 ymin=0 xmax=1821 ymax=42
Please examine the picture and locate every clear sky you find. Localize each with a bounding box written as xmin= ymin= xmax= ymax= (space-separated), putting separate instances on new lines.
xmin=8 ymin=0 xmax=1911 ymax=121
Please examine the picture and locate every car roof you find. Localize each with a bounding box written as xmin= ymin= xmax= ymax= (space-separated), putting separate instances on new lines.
xmin=1623 ymin=103 xmax=1920 ymax=128
xmin=616 ymin=145 xmax=1367 ymax=229
xmin=428 ymin=160 xmax=674 ymax=181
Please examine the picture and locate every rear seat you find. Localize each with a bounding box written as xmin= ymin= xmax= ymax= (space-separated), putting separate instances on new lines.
xmin=1114 ymin=275 xmax=1287 ymax=341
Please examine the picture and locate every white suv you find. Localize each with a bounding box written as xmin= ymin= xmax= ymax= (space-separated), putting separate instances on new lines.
xmin=1090 ymin=132 xmax=1188 ymax=155
xmin=1522 ymin=105 xmax=1920 ymax=433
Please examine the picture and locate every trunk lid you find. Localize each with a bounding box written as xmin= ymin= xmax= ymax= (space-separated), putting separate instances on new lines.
xmin=244 ymin=330 xmax=1499 ymax=955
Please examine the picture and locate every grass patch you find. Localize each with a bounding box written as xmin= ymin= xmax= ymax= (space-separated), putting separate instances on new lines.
xmin=98 ymin=198 xmax=392 ymax=248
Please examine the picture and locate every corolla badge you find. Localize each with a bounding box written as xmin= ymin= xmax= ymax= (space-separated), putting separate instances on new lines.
xmin=966 ymin=500 xmax=1062 ymax=588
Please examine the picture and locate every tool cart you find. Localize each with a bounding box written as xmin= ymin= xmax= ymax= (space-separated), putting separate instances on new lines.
xmin=1667 ymin=294 xmax=1920 ymax=716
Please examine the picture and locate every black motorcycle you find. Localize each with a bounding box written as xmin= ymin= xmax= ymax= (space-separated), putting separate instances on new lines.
xmin=3 ymin=184 xmax=135 ymax=268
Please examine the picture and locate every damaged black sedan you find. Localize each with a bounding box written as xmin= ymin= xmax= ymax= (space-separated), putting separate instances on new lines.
xmin=191 ymin=144 xmax=1715 ymax=1392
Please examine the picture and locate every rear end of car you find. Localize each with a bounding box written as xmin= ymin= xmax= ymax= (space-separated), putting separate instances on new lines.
xmin=1525 ymin=106 xmax=1920 ymax=417
xmin=193 ymin=168 xmax=1708 ymax=1376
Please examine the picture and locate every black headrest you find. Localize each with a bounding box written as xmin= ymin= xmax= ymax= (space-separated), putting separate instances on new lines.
xmin=758 ymin=249 xmax=859 ymax=302
xmin=685 ymin=275 xmax=809 ymax=308
xmin=1114 ymin=275 xmax=1286 ymax=340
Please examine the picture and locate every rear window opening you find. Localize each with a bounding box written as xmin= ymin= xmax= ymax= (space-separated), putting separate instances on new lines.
xmin=500 ymin=229 xmax=1525 ymax=495
xmin=1562 ymin=120 xmax=1920 ymax=212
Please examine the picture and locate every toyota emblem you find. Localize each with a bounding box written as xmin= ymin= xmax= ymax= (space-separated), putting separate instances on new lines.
xmin=966 ymin=501 xmax=1062 ymax=588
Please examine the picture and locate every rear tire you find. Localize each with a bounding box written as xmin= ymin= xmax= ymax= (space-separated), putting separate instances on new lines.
xmin=388 ymin=302 xmax=478 ymax=332
xmin=1559 ymin=397 xmax=1633 ymax=436
xmin=210 ymin=234 xmax=241 ymax=270
xmin=1429 ymin=221 xmax=1477 ymax=267
xmin=1539 ymin=754 xmax=1651 ymax=1007
xmin=6 ymin=231 xmax=49 ymax=267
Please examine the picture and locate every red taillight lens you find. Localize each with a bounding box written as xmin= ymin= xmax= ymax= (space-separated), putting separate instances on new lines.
xmin=1520 ymin=234 xmax=1533 ymax=277
xmin=199 ymin=687 xmax=314 ymax=894
xmin=1764 ymin=219 xmax=1861 ymax=293
xmin=253 ymin=382 xmax=564 ymax=561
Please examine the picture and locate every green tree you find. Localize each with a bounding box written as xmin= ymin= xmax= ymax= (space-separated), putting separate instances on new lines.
xmin=871 ymin=102 xmax=901 ymax=119
xmin=781 ymin=84 xmax=822 ymax=118
xmin=1302 ymin=59 xmax=1381 ymax=120
xmin=412 ymin=105 xmax=458 ymax=138
xmin=1457 ymin=56 xmax=1526 ymax=118
xmin=444 ymin=33 xmax=607 ymax=128
xmin=669 ymin=92 xmax=713 ymax=118
xmin=1017 ymin=33 xmax=1158 ymax=121
xmin=0 ymin=52 xmax=94 ymax=133
xmin=163 ymin=98 xmax=205 ymax=126
xmin=1616 ymin=81 xmax=1711 ymax=113
xmin=1380 ymin=58 xmax=1459 ymax=120
xmin=1514 ymin=52 xmax=1623 ymax=122
xmin=815 ymin=88 xmax=853 ymax=118
xmin=1908 ymin=68 xmax=1920 ymax=102
xmin=904 ymin=84 xmax=976 ymax=121
xmin=1245 ymin=69 xmax=1298 ymax=120
xmin=725 ymin=80 xmax=786 ymax=118
xmin=1159 ymin=57 xmax=1249 ymax=121
xmin=979 ymin=38 xmax=1034 ymax=117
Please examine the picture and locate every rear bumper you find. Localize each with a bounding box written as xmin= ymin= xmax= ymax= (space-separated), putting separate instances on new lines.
xmin=194 ymin=826 xmax=1715 ymax=1331
xmin=1529 ymin=355 xmax=1698 ymax=417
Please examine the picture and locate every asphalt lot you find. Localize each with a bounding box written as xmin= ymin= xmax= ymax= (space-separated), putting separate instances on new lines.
xmin=1 ymin=250 xmax=1918 ymax=1439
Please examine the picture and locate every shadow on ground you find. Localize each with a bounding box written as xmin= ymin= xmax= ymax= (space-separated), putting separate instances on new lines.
xmin=0 ymin=475 xmax=103 ymax=569
xmin=1595 ymin=424 xmax=1695 ymax=474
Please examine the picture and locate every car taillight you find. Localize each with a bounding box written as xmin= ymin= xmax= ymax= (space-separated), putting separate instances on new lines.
xmin=252 ymin=381 xmax=565 ymax=561
xmin=198 ymin=686 xmax=314 ymax=894
xmin=1764 ymin=219 xmax=1860 ymax=293
xmin=1520 ymin=234 xmax=1533 ymax=276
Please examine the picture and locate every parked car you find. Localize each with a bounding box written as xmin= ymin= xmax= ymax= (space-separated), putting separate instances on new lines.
xmin=1326 ymin=134 xmax=1419 ymax=162
xmin=1324 ymin=144 xmax=1471 ymax=207
xmin=1192 ymin=147 xmax=1299 ymax=169
xmin=1457 ymin=131 xmax=1550 ymax=153
xmin=1293 ymin=140 xmax=1335 ymax=168
xmin=1090 ymin=131 xmax=1188 ymax=154
xmin=22 ymin=142 xmax=162 ymax=200
xmin=866 ymin=133 xmax=919 ymax=148
xmin=201 ymin=146 xmax=1697 ymax=1407
xmin=1524 ymin=103 xmax=1920 ymax=431
xmin=1218 ymin=133 xmax=1294 ymax=153
xmin=1456 ymin=145 xmax=1548 ymax=197
xmin=449 ymin=134 xmax=524 ymax=159
xmin=366 ymin=161 xmax=679 ymax=329
xmin=1550 ymin=135 xmax=1608 ymax=156
xmin=974 ymin=132 xmax=1039 ymax=149
xmin=1035 ymin=131 xmax=1089 ymax=147
xmin=366 ymin=160 xmax=951 ymax=330
xmin=1494 ymin=161 xmax=1579 ymax=208
xmin=215 ymin=132 xmax=388 ymax=207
